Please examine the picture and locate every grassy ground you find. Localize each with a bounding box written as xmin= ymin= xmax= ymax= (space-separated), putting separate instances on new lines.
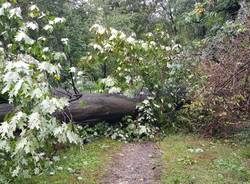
xmin=160 ymin=134 xmax=250 ymax=184
xmin=19 ymin=139 xmax=122 ymax=184
xmin=12 ymin=134 xmax=250 ymax=184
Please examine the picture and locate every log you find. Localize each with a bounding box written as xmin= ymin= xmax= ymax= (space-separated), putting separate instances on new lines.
xmin=0 ymin=103 xmax=14 ymax=122
xmin=0 ymin=93 xmax=138 ymax=125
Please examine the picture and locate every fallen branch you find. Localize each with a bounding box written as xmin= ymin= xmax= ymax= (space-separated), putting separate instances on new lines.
xmin=0 ymin=92 xmax=139 ymax=125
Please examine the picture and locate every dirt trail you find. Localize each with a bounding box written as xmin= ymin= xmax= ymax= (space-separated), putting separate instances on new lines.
xmin=102 ymin=142 xmax=162 ymax=184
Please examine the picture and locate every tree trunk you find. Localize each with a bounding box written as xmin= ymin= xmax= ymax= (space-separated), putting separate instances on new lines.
xmin=0 ymin=103 xmax=13 ymax=122
xmin=0 ymin=93 xmax=138 ymax=125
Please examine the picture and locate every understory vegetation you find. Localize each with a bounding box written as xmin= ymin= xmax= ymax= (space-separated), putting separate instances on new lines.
xmin=0 ymin=0 xmax=249 ymax=183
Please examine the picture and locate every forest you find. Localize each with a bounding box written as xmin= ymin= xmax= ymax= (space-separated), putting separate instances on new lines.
xmin=0 ymin=0 xmax=249 ymax=183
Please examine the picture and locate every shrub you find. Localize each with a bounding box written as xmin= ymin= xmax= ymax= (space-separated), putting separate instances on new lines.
xmin=0 ymin=2 xmax=80 ymax=179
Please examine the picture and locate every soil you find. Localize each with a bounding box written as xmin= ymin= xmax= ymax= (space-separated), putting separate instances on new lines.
xmin=102 ymin=142 xmax=162 ymax=184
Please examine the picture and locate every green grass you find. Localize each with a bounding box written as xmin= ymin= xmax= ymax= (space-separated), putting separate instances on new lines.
xmin=160 ymin=134 xmax=250 ymax=184
xmin=19 ymin=139 xmax=122 ymax=184
xmin=5 ymin=134 xmax=250 ymax=184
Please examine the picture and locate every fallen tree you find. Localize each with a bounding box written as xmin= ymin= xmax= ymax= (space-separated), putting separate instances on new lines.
xmin=0 ymin=92 xmax=139 ymax=125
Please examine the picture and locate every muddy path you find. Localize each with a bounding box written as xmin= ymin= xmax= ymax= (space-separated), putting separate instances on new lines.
xmin=102 ymin=142 xmax=162 ymax=184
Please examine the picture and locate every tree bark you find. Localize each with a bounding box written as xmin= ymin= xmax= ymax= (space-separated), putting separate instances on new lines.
xmin=0 ymin=103 xmax=13 ymax=122
xmin=0 ymin=93 xmax=138 ymax=125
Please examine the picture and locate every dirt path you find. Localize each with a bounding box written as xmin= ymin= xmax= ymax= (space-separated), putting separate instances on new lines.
xmin=102 ymin=142 xmax=162 ymax=184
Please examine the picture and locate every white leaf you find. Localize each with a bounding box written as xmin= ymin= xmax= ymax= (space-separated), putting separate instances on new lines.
xmin=9 ymin=7 xmax=22 ymax=19
xmin=28 ymin=112 xmax=41 ymax=130
xmin=38 ymin=62 xmax=58 ymax=74
xmin=53 ymin=52 xmax=67 ymax=61
xmin=26 ymin=21 xmax=38 ymax=30
xmin=14 ymin=31 xmax=27 ymax=42
xmin=15 ymin=31 xmax=34 ymax=45
xmin=108 ymin=87 xmax=121 ymax=94
xmin=29 ymin=5 xmax=39 ymax=12
xmin=41 ymin=100 xmax=55 ymax=113
xmin=0 ymin=140 xmax=10 ymax=152
xmin=0 ymin=122 xmax=10 ymax=138
xmin=61 ymin=38 xmax=69 ymax=45
xmin=54 ymin=17 xmax=65 ymax=24
xmin=12 ymin=166 xmax=20 ymax=177
xmin=69 ymin=67 xmax=76 ymax=73
xmin=43 ymin=24 xmax=53 ymax=32
xmin=42 ymin=47 xmax=50 ymax=52
xmin=3 ymin=71 xmax=19 ymax=84
xmin=13 ymin=79 xmax=23 ymax=96
xmin=15 ymin=137 xmax=29 ymax=154
xmin=66 ymin=131 xmax=80 ymax=144
xmin=0 ymin=8 xmax=4 ymax=16
xmin=139 ymin=125 xmax=147 ymax=135
xmin=2 ymin=2 xmax=11 ymax=9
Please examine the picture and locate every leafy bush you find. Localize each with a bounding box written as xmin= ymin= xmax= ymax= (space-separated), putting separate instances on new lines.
xmin=81 ymin=24 xmax=200 ymax=130
xmin=0 ymin=1 xmax=80 ymax=179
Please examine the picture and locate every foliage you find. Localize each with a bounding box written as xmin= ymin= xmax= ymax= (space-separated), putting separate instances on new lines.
xmin=77 ymin=115 xmax=160 ymax=143
xmin=182 ymin=15 xmax=250 ymax=136
xmin=0 ymin=1 xmax=80 ymax=179
xmin=82 ymin=23 xmax=200 ymax=130
xmin=0 ymin=0 xmax=249 ymax=181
